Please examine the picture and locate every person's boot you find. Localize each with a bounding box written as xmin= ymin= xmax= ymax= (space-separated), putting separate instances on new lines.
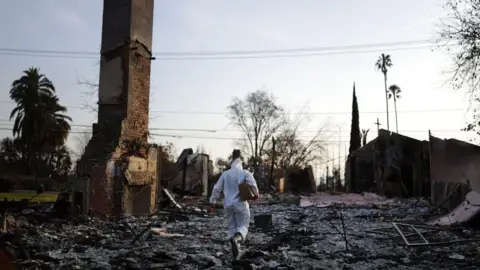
xmin=229 ymin=233 xmax=243 ymax=259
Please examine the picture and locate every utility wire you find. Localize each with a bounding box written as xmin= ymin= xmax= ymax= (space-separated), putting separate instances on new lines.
xmin=0 ymin=127 xmax=414 ymax=143
xmin=141 ymin=108 xmax=465 ymax=115
xmin=0 ymin=127 xmax=348 ymax=143
xmin=0 ymin=39 xmax=437 ymax=56
xmin=0 ymin=123 xmax=466 ymax=134
xmin=0 ymin=45 xmax=443 ymax=60
xmin=0 ymin=40 xmax=453 ymax=60
xmin=0 ymin=100 xmax=465 ymax=115
xmin=319 ymin=156 xmax=347 ymax=165
xmin=150 ymin=133 xmax=353 ymax=143
xmin=150 ymin=45 xmax=443 ymax=60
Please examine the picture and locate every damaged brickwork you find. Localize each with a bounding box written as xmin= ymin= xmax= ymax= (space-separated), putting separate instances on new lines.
xmin=76 ymin=0 xmax=157 ymax=217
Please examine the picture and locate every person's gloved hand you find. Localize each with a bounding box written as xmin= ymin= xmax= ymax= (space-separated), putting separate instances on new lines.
xmin=252 ymin=194 xmax=259 ymax=201
xmin=209 ymin=203 xmax=216 ymax=213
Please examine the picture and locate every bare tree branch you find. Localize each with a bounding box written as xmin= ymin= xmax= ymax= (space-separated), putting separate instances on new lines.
xmin=70 ymin=128 xmax=93 ymax=161
xmin=267 ymin=108 xmax=332 ymax=170
xmin=440 ymin=0 xmax=480 ymax=138
xmin=77 ymin=75 xmax=99 ymax=113
xmin=438 ymin=0 xmax=480 ymax=96
xmin=76 ymin=72 xmax=162 ymax=121
xmin=227 ymin=89 xmax=286 ymax=169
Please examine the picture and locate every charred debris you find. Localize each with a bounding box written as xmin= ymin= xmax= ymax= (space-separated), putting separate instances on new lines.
xmin=0 ymin=193 xmax=480 ymax=268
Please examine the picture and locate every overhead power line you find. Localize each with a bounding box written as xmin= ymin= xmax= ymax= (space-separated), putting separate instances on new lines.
xmin=0 ymin=100 xmax=465 ymax=115
xmin=0 ymin=127 xmax=347 ymax=143
xmin=0 ymin=126 xmax=469 ymax=143
xmin=0 ymin=39 xmax=436 ymax=56
xmin=142 ymin=108 xmax=465 ymax=115
xmin=0 ymin=123 xmax=467 ymax=134
xmin=150 ymin=133 xmax=351 ymax=142
xmin=0 ymin=39 xmax=451 ymax=60
xmin=0 ymin=45 xmax=441 ymax=60
xmin=151 ymin=40 xmax=437 ymax=56
xmin=319 ymin=156 xmax=347 ymax=165
xmin=150 ymin=45 xmax=443 ymax=60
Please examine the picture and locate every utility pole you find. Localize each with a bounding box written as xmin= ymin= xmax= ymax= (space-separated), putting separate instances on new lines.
xmin=326 ymin=166 xmax=329 ymax=192
xmin=332 ymin=149 xmax=335 ymax=192
xmin=338 ymin=126 xmax=341 ymax=179
xmin=374 ymin=118 xmax=381 ymax=136
xmin=269 ymin=137 xmax=275 ymax=187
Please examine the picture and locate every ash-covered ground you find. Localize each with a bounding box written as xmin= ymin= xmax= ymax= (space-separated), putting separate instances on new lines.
xmin=6 ymin=193 xmax=480 ymax=269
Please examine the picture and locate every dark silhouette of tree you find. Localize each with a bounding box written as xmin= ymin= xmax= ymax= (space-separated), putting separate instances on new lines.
xmin=361 ymin=129 xmax=370 ymax=146
xmin=375 ymin=54 xmax=393 ymax=131
xmin=8 ymin=67 xmax=72 ymax=174
xmin=333 ymin=167 xmax=343 ymax=191
xmin=0 ymin=137 xmax=23 ymax=170
xmin=388 ymin=84 xmax=402 ymax=133
xmin=324 ymin=166 xmax=341 ymax=191
xmin=49 ymin=146 xmax=72 ymax=177
xmin=71 ymin=129 xmax=92 ymax=160
xmin=349 ymin=83 xmax=361 ymax=154
xmin=160 ymin=141 xmax=177 ymax=163
xmin=157 ymin=142 xmax=179 ymax=184
xmin=0 ymin=137 xmax=72 ymax=178
xmin=267 ymin=112 xmax=328 ymax=170
xmin=440 ymin=1 xmax=480 ymax=137
xmin=215 ymin=158 xmax=230 ymax=173
xmin=439 ymin=0 xmax=480 ymax=95
xmin=215 ymin=152 xmax=246 ymax=173
xmin=227 ymin=89 xmax=286 ymax=172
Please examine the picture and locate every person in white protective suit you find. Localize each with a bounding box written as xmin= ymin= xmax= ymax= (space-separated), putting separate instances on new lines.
xmin=209 ymin=149 xmax=259 ymax=259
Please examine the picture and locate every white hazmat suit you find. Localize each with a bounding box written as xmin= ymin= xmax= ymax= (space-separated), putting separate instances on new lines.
xmin=209 ymin=158 xmax=259 ymax=240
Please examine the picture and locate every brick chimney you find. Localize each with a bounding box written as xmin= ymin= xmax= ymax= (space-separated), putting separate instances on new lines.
xmin=77 ymin=0 xmax=159 ymax=217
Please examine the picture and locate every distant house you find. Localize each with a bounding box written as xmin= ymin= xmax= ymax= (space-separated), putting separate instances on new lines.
xmin=168 ymin=149 xmax=211 ymax=196
xmin=345 ymin=129 xmax=430 ymax=198
xmin=285 ymin=166 xmax=316 ymax=194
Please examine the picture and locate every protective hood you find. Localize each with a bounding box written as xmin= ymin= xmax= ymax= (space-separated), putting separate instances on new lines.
xmin=231 ymin=158 xmax=243 ymax=170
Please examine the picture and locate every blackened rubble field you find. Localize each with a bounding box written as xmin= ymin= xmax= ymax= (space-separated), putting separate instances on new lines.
xmin=11 ymin=195 xmax=480 ymax=270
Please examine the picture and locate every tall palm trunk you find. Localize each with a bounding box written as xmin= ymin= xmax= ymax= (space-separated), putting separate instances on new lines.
xmin=393 ymin=95 xmax=399 ymax=133
xmin=383 ymin=73 xmax=390 ymax=131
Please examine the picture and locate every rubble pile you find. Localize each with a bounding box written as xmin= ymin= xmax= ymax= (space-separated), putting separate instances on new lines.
xmin=3 ymin=193 xmax=480 ymax=269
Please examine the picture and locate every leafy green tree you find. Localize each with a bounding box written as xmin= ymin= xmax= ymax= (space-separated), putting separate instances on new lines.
xmin=8 ymin=67 xmax=71 ymax=174
xmin=0 ymin=137 xmax=72 ymax=178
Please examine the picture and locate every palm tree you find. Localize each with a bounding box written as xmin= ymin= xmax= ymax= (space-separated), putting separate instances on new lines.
xmin=51 ymin=145 xmax=72 ymax=176
xmin=9 ymin=67 xmax=71 ymax=173
xmin=388 ymin=84 xmax=401 ymax=133
xmin=375 ymin=54 xmax=393 ymax=131
xmin=42 ymin=95 xmax=72 ymax=146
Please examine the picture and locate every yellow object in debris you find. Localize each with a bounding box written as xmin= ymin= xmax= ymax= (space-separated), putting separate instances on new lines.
xmin=278 ymin=178 xmax=284 ymax=193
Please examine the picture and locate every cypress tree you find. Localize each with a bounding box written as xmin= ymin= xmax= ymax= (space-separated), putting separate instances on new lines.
xmin=349 ymin=82 xmax=361 ymax=154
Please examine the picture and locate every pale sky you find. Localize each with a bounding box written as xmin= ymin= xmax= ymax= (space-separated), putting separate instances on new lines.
xmin=0 ymin=0 xmax=474 ymax=176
